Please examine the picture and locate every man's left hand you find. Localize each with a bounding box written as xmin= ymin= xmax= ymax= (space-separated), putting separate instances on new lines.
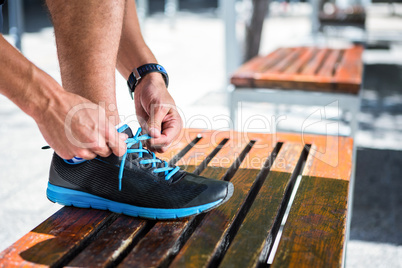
xmin=134 ymin=73 xmax=182 ymax=153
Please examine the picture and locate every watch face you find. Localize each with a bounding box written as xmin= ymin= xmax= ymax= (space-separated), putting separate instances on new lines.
xmin=156 ymin=65 xmax=166 ymax=73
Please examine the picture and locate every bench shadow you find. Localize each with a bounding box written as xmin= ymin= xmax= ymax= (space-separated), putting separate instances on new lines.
xmin=19 ymin=237 xmax=65 ymax=266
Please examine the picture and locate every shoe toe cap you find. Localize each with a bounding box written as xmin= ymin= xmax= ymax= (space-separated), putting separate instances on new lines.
xmin=183 ymin=174 xmax=234 ymax=208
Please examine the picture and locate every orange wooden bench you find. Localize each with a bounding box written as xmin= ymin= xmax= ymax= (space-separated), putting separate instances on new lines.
xmin=230 ymin=46 xmax=364 ymax=137
xmin=0 ymin=128 xmax=353 ymax=267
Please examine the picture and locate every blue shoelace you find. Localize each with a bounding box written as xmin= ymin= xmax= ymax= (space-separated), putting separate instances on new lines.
xmin=118 ymin=128 xmax=180 ymax=191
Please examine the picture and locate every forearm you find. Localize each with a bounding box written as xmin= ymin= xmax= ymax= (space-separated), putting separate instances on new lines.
xmin=0 ymin=36 xmax=127 ymax=159
xmin=0 ymin=35 xmax=63 ymax=121
xmin=117 ymin=0 xmax=158 ymax=80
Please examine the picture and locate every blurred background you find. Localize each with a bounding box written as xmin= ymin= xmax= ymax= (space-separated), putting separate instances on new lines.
xmin=0 ymin=0 xmax=401 ymax=267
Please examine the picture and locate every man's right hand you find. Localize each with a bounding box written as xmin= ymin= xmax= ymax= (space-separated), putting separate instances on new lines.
xmin=0 ymin=35 xmax=127 ymax=160
xmin=35 ymin=91 xmax=127 ymax=160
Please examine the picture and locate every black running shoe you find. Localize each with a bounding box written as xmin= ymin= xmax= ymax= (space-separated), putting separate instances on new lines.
xmin=46 ymin=124 xmax=234 ymax=219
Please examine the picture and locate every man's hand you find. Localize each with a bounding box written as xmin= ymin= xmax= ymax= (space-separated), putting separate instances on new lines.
xmin=35 ymin=91 xmax=127 ymax=160
xmin=0 ymin=35 xmax=127 ymax=161
xmin=134 ymin=73 xmax=182 ymax=153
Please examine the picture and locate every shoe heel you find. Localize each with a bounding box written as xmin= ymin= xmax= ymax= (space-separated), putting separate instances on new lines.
xmin=47 ymin=182 xmax=87 ymax=207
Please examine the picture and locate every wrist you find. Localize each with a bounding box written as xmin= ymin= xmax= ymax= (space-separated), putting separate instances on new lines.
xmin=142 ymin=72 xmax=167 ymax=88
xmin=22 ymin=67 xmax=64 ymax=122
xmin=127 ymin=63 xmax=169 ymax=99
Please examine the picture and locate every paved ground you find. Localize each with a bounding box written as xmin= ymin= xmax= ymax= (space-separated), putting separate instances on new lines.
xmin=0 ymin=2 xmax=402 ymax=267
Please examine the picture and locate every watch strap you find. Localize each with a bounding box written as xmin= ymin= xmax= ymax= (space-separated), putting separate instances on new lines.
xmin=127 ymin=63 xmax=169 ymax=99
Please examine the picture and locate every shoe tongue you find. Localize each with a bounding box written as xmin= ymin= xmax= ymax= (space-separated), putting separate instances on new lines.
xmin=117 ymin=124 xmax=134 ymax=138
xmin=117 ymin=124 xmax=184 ymax=182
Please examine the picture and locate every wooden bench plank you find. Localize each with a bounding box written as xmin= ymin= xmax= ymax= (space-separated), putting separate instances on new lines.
xmin=169 ymin=138 xmax=276 ymax=267
xmin=254 ymin=48 xmax=333 ymax=91
xmin=263 ymin=48 xmax=299 ymax=74
xmin=158 ymin=128 xmax=207 ymax=166
xmin=300 ymin=48 xmax=329 ymax=76
xmin=0 ymin=207 xmax=113 ymax=267
xmin=317 ymin=49 xmax=342 ymax=79
xmin=174 ymin=130 xmax=228 ymax=173
xmin=230 ymin=48 xmax=289 ymax=87
xmin=283 ymin=47 xmax=316 ymax=75
xmin=301 ymin=135 xmax=353 ymax=181
xmin=118 ymin=131 xmax=250 ymax=267
xmin=333 ymin=46 xmax=363 ymax=93
xmin=271 ymin=176 xmax=349 ymax=268
xmin=66 ymin=216 xmax=147 ymax=267
xmin=219 ymin=142 xmax=305 ymax=267
xmin=248 ymin=132 xmax=353 ymax=180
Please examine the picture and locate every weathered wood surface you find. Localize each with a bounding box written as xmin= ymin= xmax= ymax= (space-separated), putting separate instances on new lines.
xmin=219 ymin=143 xmax=305 ymax=268
xmin=0 ymin=129 xmax=352 ymax=268
xmin=170 ymin=139 xmax=276 ymax=267
xmin=0 ymin=208 xmax=113 ymax=267
xmin=231 ymin=46 xmax=364 ymax=94
xmin=271 ymin=176 xmax=349 ymax=268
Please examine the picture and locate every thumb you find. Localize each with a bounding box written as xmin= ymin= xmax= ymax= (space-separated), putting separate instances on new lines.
xmin=147 ymin=109 xmax=167 ymax=139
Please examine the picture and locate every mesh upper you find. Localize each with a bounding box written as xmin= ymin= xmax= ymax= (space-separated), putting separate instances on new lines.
xmin=50 ymin=153 xmax=209 ymax=208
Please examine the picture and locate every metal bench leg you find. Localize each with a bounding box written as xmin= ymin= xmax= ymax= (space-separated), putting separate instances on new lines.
xmin=344 ymin=96 xmax=360 ymax=268
xmin=165 ymin=0 xmax=178 ymax=29
xmin=230 ymin=90 xmax=238 ymax=130
xmin=8 ymin=0 xmax=24 ymax=51
xmin=136 ymin=0 xmax=149 ymax=27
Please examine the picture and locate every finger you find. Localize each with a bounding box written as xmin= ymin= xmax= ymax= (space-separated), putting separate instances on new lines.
xmin=146 ymin=107 xmax=170 ymax=139
xmin=56 ymin=151 xmax=75 ymax=160
xmin=92 ymin=144 xmax=112 ymax=157
xmin=146 ymin=112 xmax=181 ymax=152
xmin=105 ymin=124 xmax=127 ymax=157
xmin=75 ymin=149 xmax=97 ymax=160
xmin=85 ymin=134 xmax=113 ymax=157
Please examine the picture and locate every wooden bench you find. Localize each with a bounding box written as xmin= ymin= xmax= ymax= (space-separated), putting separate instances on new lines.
xmin=0 ymin=128 xmax=353 ymax=267
xmin=230 ymin=46 xmax=364 ymax=137
xmin=319 ymin=5 xmax=366 ymax=32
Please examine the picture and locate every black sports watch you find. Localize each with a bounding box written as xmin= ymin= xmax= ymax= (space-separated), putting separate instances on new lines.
xmin=127 ymin=63 xmax=169 ymax=99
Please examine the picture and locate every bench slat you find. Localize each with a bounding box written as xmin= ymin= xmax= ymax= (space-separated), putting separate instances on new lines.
xmin=230 ymin=48 xmax=288 ymax=87
xmin=219 ymin=142 xmax=305 ymax=267
xmin=118 ymin=132 xmax=250 ymax=267
xmin=271 ymin=176 xmax=349 ymax=268
xmin=254 ymin=49 xmax=332 ymax=90
xmin=317 ymin=49 xmax=342 ymax=79
xmin=333 ymin=46 xmax=363 ymax=93
xmin=174 ymin=130 xmax=228 ymax=173
xmin=0 ymin=207 xmax=113 ymax=267
xmin=66 ymin=216 xmax=147 ymax=267
xmin=264 ymin=48 xmax=299 ymax=74
xmin=302 ymin=135 xmax=353 ymax=181
xmin=169 ymin=140 xmax=276 ymax=267
xmin=283 ymin=47 xmax=316 ymax=75
xmin=300 ymin=48 xmax=329 ymax=76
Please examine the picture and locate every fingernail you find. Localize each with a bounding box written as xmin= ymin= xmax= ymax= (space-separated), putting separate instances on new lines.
xmin=119 ymin=133 xmax=128 ymax=140
xmin=149 ymin=128 xmax=161 ymax=137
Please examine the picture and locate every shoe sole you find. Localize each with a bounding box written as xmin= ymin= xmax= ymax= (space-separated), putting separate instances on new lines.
xmin=46 ymin=182 xmax=234 ymax=220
